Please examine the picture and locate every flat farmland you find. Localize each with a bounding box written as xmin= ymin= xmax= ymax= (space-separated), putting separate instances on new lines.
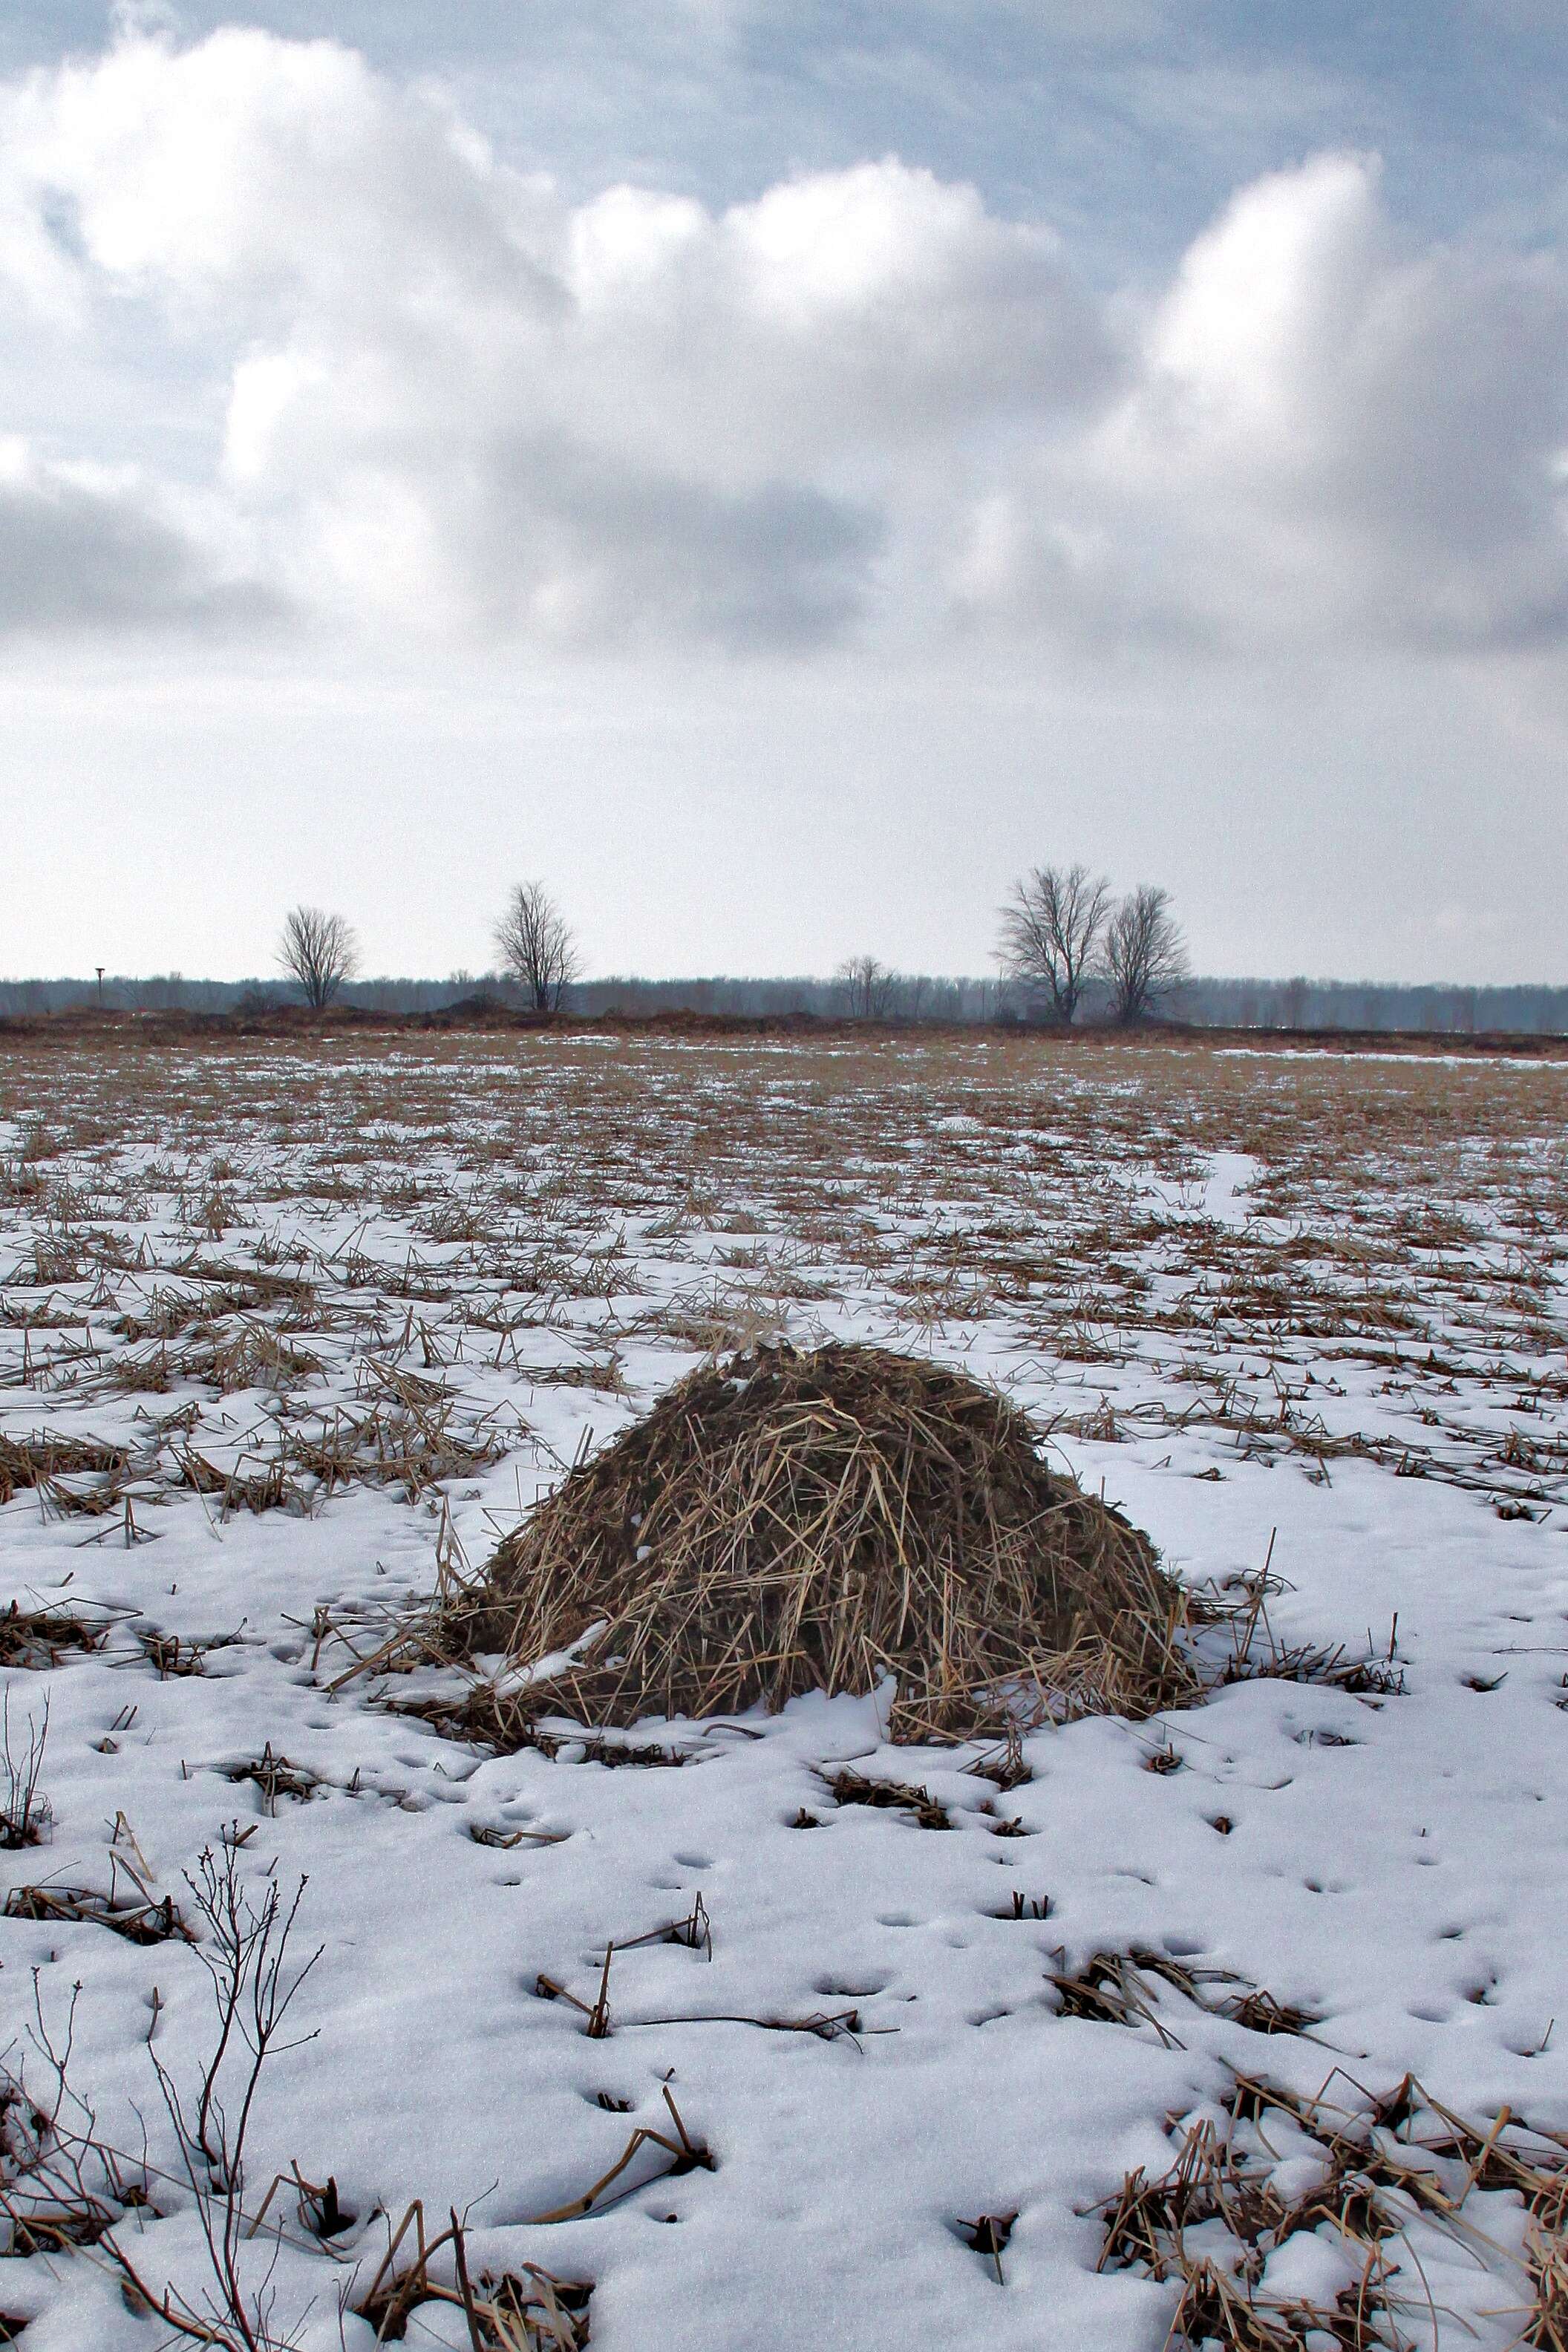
xmin=0 ymin=1030 xmax=1564 ymax=2351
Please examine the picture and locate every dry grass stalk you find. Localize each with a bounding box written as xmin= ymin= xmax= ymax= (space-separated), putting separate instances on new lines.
xmin=535 ymin=1954 xmax=862 ymax=2046
xmin=434 ymin=1342 xmax=1198 ymax=1742
xmin=1097 ymin=2065 xmax=1568 ymax=2351
xmin=822 ymin=1767 xmax=953 ymax=1829
xmin=968 ymin=1724 xmax=1033 ymax=1788
xmin=1047 ymin=1947 xmax=1327 ymax=2051
xmin=587 ymin=1894 xmax=710 ymax=1961
xmin=220 ymin=1745 xmax=317 ymax=1813
xmin=0 ymin=1603 xmax=107 ymax=1670
xmin=956 ymin=2209 xmax=1016 ymax=2284
xmin=1047 ymin=1950 xmax=1216 ymax=2048
xmin=358 ymin=2090 xmax=704 ymax=2342
xmin=0 ymin=1697 xmax=51 ymax=1849
xmin=358 ymin=2200 xmax=592 ymax=2346
xmin=0 ymin=1431 xmax=127 ymax=1514
xmin=467 ymin=1820 xmax=570 ymax=1849
xmin=2 ymin=1884 xmax=190 ymax=1944
xmin=130 ymin=1627 xmax=238 ymax=1679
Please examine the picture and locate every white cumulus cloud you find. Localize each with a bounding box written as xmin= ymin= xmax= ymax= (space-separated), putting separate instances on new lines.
xmin=0 ymin=26 xmax=1563 ymax=656
xmin=958 ymin=154 xmax=1568 ymax=653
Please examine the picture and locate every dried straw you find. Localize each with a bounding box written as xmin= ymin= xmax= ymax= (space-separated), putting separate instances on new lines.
xmin=436 ymin=1342 xmax=1198 ymax=1741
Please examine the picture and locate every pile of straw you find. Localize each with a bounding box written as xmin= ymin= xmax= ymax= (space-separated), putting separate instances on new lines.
xmin=437 ymin=1342 xmax=1198 ymax=1741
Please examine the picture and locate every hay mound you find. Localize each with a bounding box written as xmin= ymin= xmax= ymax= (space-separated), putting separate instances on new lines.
xmin=440 ymin=1343 xmax=1198 ymax=1742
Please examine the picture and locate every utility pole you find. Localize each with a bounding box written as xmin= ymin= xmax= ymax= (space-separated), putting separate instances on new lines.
xmin=95 ymin=967 xmax=105 ymax=1008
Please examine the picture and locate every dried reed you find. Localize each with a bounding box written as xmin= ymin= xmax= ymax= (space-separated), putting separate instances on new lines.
xmin=435 ymin=1342 xmax=1198 ymax=1742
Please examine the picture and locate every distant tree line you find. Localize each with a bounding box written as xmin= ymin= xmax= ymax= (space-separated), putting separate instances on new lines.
xmin=7 ymin=968 xmax=1567 ymax=1035
xmin=4 ymin=872 xmax=1565 ymax=1032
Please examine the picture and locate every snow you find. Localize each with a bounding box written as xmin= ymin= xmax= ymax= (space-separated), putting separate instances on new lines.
xmin=1136 ymin=1150 xmax=1260 ymax=1227
xmin=0 ymin=1033 xmax=1564 ymax=2348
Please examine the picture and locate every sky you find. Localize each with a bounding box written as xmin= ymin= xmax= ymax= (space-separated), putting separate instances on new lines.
xmin=1 ymin=1 xmax=1565 ymax=984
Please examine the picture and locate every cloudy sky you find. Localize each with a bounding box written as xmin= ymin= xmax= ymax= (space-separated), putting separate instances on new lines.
xmin=2 ymin=1 xmax=1565 ymax=984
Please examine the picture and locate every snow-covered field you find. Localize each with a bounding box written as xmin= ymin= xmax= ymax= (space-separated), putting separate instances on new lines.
xmin=0 ymin=1030 xmax=1564 ymax=2350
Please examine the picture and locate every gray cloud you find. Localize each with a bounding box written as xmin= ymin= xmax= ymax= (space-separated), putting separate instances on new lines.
xmin=0 ymin=448 xmax=277 ymax=637
xmin=446 ymin=437 xmax=883 ymax=650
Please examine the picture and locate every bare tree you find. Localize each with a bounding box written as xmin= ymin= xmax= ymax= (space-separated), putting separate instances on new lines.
xmin=834 ymin=955 xmax=898 ymax=1019
xmin=996 ymin=863 xmax=1112 ymax=1024
xmin=275 ymin=906 xmax=358 ymax=1011
xmin=1104 ymin=885 xmax=1189 ymax=1024
xmin=494 ymin=881 xmax=581 ymax=1013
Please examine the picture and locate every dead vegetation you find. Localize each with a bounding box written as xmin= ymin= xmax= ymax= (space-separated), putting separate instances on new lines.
xmin=1 ymin=1032 xmax=1564 ymax=1567
xmin=1097 ymin=2067 xmax=1568 ymax=2351
xmin=358 ymin=2211 xmax=592 ymax=2347
xmin=382 ymin=1364 xmax=1401 ymax=1757
xmin=1 ymin=1883 xmax=191 ymax=1944
xmin=431 ymin=1342 xmax=1198 ymax=1742
xmin=0 ymin=1431 xmax=128 ymax=1512
xmin=0 ymin=1850 xmax=328 ymax=2349
xmin=0 ymin=1035 xmax=1563 ymax=2348
xmin=1045 ymin=1946 xmax=1322 ymax=2049
xmin=534 ymin=1946 xmax=863 ymax=2048
xmin=823 ymin=1766 xmax=954 ymax=1829
xmin=0 ymin=1602 xmax=109 ymax=1670
xmin=220 ymin=1744 xmax=318 ymax=1812
xmin=355 ymin=2087 xmax=708 ymax=2341
xmin=0 ymin=1699 xmax=51 ymax=1848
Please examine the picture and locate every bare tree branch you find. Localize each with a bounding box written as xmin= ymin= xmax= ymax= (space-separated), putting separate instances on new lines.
xmin=8 ymin=1852 xmax=323 ymax=2350
xmin=275 ymin=909 xmax=358 ymax=1013
xmin=1104 ymin=885 xmax=1189 ymax=1024
xmin=493 ymin=883 xmax=581 ymax=1013
xmin=140 ymin=1849 xmax=322 ymax=2349
xmin=996 ymin=864 xmax=1111 ymax=1024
